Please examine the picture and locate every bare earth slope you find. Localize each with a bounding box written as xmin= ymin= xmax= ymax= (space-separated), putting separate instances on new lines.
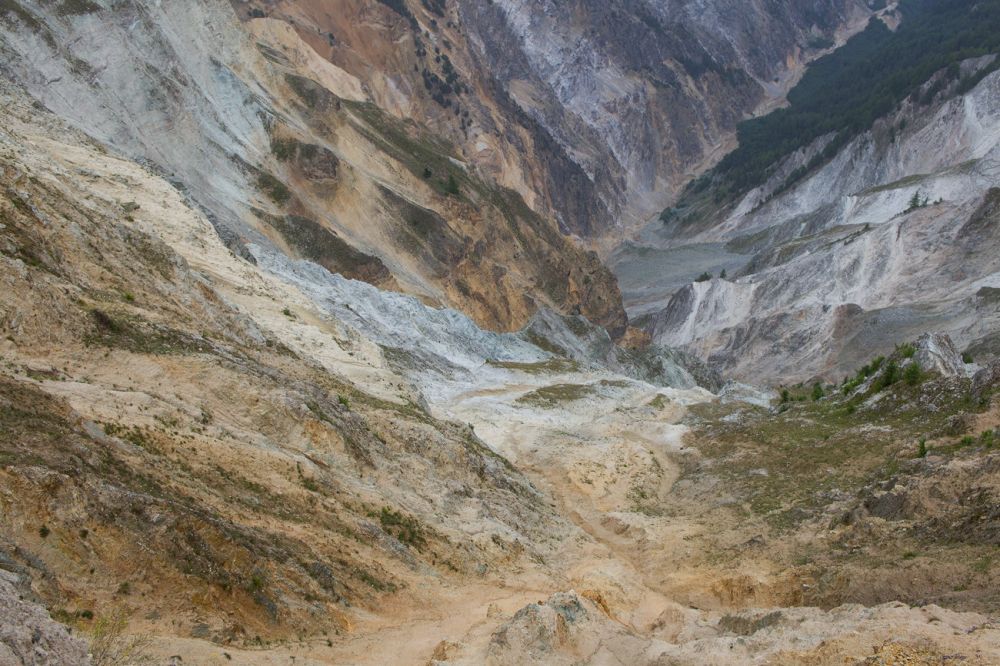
xmin=3 ymin=78 xmax=1000 ymax=665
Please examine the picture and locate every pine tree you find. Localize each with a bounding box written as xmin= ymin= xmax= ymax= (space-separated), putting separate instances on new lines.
xmin=444 ymin=174 xmax=460 ymax=196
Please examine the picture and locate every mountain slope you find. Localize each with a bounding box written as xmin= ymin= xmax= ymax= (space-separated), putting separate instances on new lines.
xmin=614 ymin=2 xmax=1000 ymax=382
xmin=6 ymin=2 xmax=1000 ymax=664
xmin=0 ymin=76 xmax=711 ymax=659
xmin=644 ymin=62 xmax=1000 ymax=382
xmin=454 ymin=0 xmax=877 ymax=231
xmin=0 ymin=0 xmax=626 ymax=335
xmin=0 ymin=0 xmax=882 ymax=340
xmin=0 ymin=82 xmax=571 ymax=642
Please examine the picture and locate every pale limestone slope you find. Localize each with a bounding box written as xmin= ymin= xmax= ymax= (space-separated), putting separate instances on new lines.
xmin=649 ymin=66 xmax=1000 ymax=382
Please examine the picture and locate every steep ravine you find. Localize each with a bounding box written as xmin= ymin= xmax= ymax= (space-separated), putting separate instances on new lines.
xmin=0 ymin=0 xmax=881 ymax=343
xmin=3 ymin=1 xmax=1000 ymax=665
xmin=3 ymin=78 xmax=1000 ymax=665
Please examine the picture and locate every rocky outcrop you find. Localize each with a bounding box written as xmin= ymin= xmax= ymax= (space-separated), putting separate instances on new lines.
xmin=473 ymin=589 xmax=1000 ymax=666
xmin=972 ymin=359 xmax=1000 ymax=402
xmin=486 ymin=592 xmax=650 ymax=665
xmin=0 ymin=573 xmax=90 ymax=666
xmin=912 ymin=333 xmax=968 ymax=379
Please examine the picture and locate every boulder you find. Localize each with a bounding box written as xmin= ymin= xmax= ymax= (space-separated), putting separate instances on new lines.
xmin=912 ymin=333 xmax=967 ymax=378
xmin=972 ymin=359 xmax=1000 ymax=402
xmin=0 ymin=573 xmax=90 ymax=665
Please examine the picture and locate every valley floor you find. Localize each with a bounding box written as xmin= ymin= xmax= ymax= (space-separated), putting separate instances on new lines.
xmin=139 ymin=366 xmax=1000 ymax=665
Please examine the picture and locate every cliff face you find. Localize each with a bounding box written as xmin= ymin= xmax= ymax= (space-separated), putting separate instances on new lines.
xmin=645 ymin=59 xmax=1000 ymax=381
xmin=455 ymin=0 xmax=875 ymax=231
xmin=234 ymin=0 xmax=873 ymax=236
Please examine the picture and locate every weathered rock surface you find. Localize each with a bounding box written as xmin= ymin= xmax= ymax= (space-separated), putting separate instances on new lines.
xmin=454 ymin=0 xmax=875 ymax=231
xmin=0 ymin=574 xmax=91 ymax=666
xmin=912 ymin=333 xmax=968 ymax=379
xmin=2 ymin=3 xmax=999 ymax=666
xmin=973 ymin=360 xmax=1000 ymax=402
xmin=0 ymin=0 xmax=626 ymax=335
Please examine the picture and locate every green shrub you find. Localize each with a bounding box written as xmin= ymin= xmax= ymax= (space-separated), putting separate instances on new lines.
xmin=962 ymin=352 xmax=974 ymax=364
xmin=695 ymin=272 xmax=712 ymax=282
xmin=88 ymin=609 xmax=153 ymax=666
xmin=258 ymin=173 xmax=291 ymax=205
xmin=444 ymin=173 xmax=460 ymax=196
xmin=904 ymin=361 xmax=922 ymax=386
xmin=874 ymin=360 xmax=899 ymax=392
xmin=270 ymin=137 xmax=297 ymax=161
xmin=897 ymin=342 xmax=916 ymax=358
xmin=39 ymin=525 xmax=50 ymax=538
xmin=870 ymin=356 xmax=885 ymax=374
xmin=379 ymin=507 xmax=426 ymax=549
xmin=905 ymin=191 xmax=928 ymax=213
xmin=780 ymin=388 xmax=790 ymax=404
xmin=811 ymin=383 xmax=824 ymax=401
xmin=917 ymin=438 xmax=927 ymax=458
